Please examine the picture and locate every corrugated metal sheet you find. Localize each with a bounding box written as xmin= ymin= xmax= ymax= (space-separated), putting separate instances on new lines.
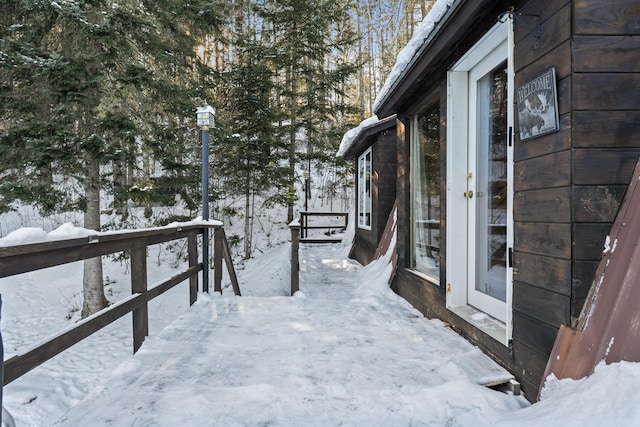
xmin=541 ymin=158 xmax=640 ymax=397
xmin=373 ymin=202 xmax=397 ymax=283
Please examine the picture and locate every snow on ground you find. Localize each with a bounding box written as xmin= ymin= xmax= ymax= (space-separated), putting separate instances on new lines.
xmin=54 ymin=243 xmax=524 ymax=426
xmin=1 ymin=221 xmax=640 ymax=425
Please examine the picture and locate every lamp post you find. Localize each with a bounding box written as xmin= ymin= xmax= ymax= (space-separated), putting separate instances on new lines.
xmin=304 ymin=171 xmax=309 ymax=212
xmin=196 ymin=103 xmax=215 ymax=293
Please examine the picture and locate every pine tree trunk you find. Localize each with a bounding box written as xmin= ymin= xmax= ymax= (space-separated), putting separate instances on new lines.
xmin=81 ymin=153 xmax=108 ymax=318
xmin=113 ymin=161 xmax=128 ymax=219
xmin=243 ymin=169 xmax=252 ymax=260
xmin=287 ymin=58 xmax=297 ymax=223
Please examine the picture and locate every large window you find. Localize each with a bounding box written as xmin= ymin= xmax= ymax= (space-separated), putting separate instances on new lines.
xmin=411 ymin=104 xmax=440 ymax=281
xmin=357 ymin=148 xmax=372 ymax=229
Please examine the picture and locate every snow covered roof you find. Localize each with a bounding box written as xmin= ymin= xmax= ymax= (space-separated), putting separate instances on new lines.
xmin=373 ymin=0 xmax=460 ymax=114
xmin=336 ymin=115 xmax=381 ymax=158
xmin=336 ymin=115 xmax=396 ymax=159
xmin=339 ymin=0 xmax=460 ymax=158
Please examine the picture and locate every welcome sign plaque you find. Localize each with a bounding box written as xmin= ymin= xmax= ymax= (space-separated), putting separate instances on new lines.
xmin=516 ymin=67 xmax=560 ymax=141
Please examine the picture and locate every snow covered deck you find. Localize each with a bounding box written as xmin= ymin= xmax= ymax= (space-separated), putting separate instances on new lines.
xmin=56 ymin=244 xmax=520 ymax=426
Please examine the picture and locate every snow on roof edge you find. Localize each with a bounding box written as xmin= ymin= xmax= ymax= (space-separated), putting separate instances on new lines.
xmin=373 ymin=0 xmax=460 ymax=114
xmin=336 ymin=115 xmax=380 ymax=158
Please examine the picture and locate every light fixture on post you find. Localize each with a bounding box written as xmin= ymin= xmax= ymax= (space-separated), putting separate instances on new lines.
xmin=196 ymin=102 xmax=215 ymax=293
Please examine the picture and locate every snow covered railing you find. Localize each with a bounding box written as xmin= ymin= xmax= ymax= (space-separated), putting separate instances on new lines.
xmin=299 ymin=211 xmax=348 ymax=243
xmin=0 ymin=222 xmax=239 ymax=392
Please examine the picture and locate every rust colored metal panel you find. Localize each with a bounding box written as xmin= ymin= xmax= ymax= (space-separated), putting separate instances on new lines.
xmin=373 ymin=202 xmax=398 ymax=283
xmin=542 ymin=157 xmax=640 ymax=396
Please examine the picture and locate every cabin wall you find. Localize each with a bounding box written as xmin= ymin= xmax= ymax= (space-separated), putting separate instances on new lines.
xmin=512 ymin=0 xmax=640 ymax=394
xmin=352 ymin=132 xmax=398 ymax=266
xmin=571 ymin=0 xmax=640 ymax=315
xmin=387 ymin=0 xmax=640 ymax=401
xmin=511 ymin=0 xmax=574 ymax=395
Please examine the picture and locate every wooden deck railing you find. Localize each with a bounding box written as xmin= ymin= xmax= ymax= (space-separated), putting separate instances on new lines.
xmin=289 ymin=221 xmax=301 ymax=296
xmin=299 ymin=211 xmax=348 ymax=243
xmin=288 ymin=212 xmax=348 ymax=296
xmin=0 ymin=222 xmax=239 ymax=397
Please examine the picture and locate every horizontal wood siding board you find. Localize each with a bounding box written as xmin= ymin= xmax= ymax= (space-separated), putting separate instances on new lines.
xmin=515 ymin=41 xmax=572 ymax=110
xmin=354 ymin=230 xmax=378 ymax=263
xmin=513 ymin=251 xmax=571 ymax=296
xmin=574 ymin=74 xmax=640 ymax=110
xmin=513 ymin=5 xmax=571 ymax=75
xmin=573 ymin=111 xmax=640 ymax=148
xmin=573 ymin=222 xmax=610 ymax=260
xmin=515 ymin=112 xmax=571 ymax=160
xmin=513 ymin=311 xmax=559 ymax=359
xmin=573 ymin=185 xmax=627 ymax=222
xmin=512 ymin=339 xmax=550 ymax=398
xmin=514 ymin=150 xmax=571 ymax=191
xmin=574 ymin=36 xmax=640 ymax=72
xmin=514 ymin=187 xmax=571 ymax=223
xmin=573 ymin=259 xmax=599 ymax=300
xmin=575 ymin=0 xmax=640 ymax=35
xmin=513 ymin=280 xmax=571 ymax=327
xmin=351 ymin=243 xmax=375 ymax=266
xmin=392 ymin=270 xmax=444 ymax=319
xmin=515 ymin=222 xmax=572 ymax=259
xmin=514 ymin=0 xmax=571 ymax=43
xmin=573 ymin=148 xmax=640 ymax=185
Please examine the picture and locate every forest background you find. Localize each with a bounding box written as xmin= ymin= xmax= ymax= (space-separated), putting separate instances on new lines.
xmin=0 ymin=0 xmax=436 ymax=315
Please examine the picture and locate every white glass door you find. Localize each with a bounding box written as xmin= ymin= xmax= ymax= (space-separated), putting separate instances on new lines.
xmin=467 ymin=44 xmax=510 ymax=322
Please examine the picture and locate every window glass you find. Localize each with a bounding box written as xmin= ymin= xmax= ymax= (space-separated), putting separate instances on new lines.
xmin=358 ymin=148 xmax=372 ymax=229
xmin=412 ymin=105 xmax=440 ymax=279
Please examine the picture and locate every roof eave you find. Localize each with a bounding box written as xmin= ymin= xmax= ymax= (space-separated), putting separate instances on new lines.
xmin=374 ymin=0 xmax=464 ymax=118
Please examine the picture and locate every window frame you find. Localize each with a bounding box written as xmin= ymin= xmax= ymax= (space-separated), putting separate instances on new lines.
xmin=409 ymin=102 xmax=441 ymax=284
xmin=357 ymin=147 xmax=372 ymax=230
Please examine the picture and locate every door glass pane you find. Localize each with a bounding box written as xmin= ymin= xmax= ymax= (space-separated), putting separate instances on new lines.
xmin=476 ymin=61 xmax=507 ymax=302
xmin=413 ymin=105 xmax=440 ymax=279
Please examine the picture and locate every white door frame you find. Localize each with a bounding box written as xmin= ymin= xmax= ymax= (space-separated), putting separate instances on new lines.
xmin=446 ymin=18 xmax=514 ymax=345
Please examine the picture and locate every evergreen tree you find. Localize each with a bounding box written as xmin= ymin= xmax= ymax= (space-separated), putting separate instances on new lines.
xmin=255 ymin=0 xmax=360 ymax=221
xmin=0 ymin=0 xmax=223 ymax=316
xmin=215 ymin=37 xmax=289 ymax=259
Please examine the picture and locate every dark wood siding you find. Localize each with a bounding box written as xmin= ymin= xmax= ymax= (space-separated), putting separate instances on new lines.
xmin=572 ymin=0 xmax=640 ymax=322
xmin=352 ymin=132 xmax=397 ymax=266
xmin=384 ymin=0 xmax=640 ymax=401
xmin=375 ymin=131 xmax=398 ymax=243
xmin=511 ymin=0 xmax=640 ymax=396
xmin=512 ymin=0 xmax=573 ymax=394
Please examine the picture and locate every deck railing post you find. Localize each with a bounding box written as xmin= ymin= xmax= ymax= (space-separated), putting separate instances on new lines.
xmin=1 ymin=294 xmax=4 ymax=426
xmin=202 ymin=229 xmax=210 ymax=293
xmin=188 ymin=235 xmax=199 ymax=305
xmin=289 ymin=221 xmax=301 ymax=296
xmin=131 ymin=246 xmax=149 ymax=353
xmin=213 ymin=226 xmax=223 ymax=293
xmin=302 ymin=212 xmax=307 ymax=239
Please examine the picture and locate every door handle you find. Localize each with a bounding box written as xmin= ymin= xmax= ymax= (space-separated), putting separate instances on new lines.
xmin=464 ymin=190 xmax=474 ymax=199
